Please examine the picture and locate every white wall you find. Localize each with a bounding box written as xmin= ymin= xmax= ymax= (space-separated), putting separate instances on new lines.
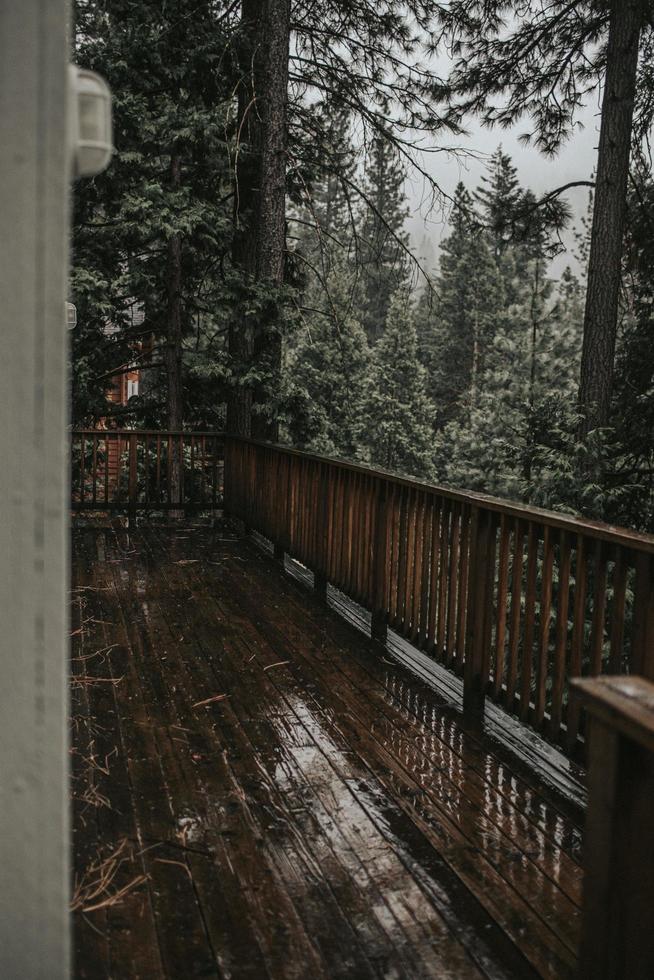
xmin=0 ymin=2 xmax=71 ymax=976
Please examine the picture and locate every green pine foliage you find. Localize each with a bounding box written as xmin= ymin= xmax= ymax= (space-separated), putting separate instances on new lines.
xmin=72 ymin=0 xmax=235 ymax=427
xmin=417 ymin=183 xmax=505 ymax=425
xmin=285 ymin=257 xmax=371 ymax=460
xmin=363 ymin=289 xmax=435 ymax=479
xmin=360 ymin=132 xmax=410 ymax=341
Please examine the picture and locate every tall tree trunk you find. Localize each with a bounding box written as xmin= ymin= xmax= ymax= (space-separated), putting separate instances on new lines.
xmin=227 ymin=0 xmax=262 ymax=437
xmin=166 ymin=154 xmax=184 ymax=511
xmin=227 ymin=0 xmax=290 ymax=440
xmin=578 ymin=0 xmax=642 ymax=440
xmin=251 ymin=0 xmax=291 ymax=441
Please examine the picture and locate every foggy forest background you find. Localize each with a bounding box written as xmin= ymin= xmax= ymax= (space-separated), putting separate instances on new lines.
xmin=71 ymin=1 xmax=654 ymax=533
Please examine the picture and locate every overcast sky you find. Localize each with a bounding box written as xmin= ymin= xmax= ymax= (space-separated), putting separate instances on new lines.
xmin=405 ymin=97 xmax=602 ymax=279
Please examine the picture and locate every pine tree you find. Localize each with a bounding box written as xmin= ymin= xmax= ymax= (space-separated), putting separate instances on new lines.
xmin=475 ymin=148 xmax=523 ymax=260
xmin=72 ymin=0 xmax=234 ymax=428
xmin=285 ymin=256 xmax=370 ymax=460
xmin=360 ymin=132 xmax=410 ymax=341
xmin=423 ymin=184 xmax=505 ymax=426
xmin=364 ymin=289 xmax=435 ymax=478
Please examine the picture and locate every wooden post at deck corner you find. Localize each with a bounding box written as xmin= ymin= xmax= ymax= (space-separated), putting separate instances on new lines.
xmin=572 ymin=676 xmax=654 ymax=980
xmin=463 ymin=505 xmax=489 ymax=726
xmin=371 ymin=482 xmax=388 ymax=644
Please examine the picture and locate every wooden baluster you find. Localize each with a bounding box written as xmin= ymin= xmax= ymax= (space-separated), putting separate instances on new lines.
xmin=426 ymin=498 xmax=442 ymax=653
xmin=189 ymin=435 xmax=195 ymax=510
xmin=566 ymin=536 xmax=588 ymax=754
xmin=410 ymin=493 xmax=424 ymax=645
xmin=371 ymin=480 xmax=388 ymax=644
xmin=519 ymin=522 xmax=539 ymax=724
xmin=589 ymin=541 xmax=608 ymax=676
xmin=313 ymin=461 xmax=329 ymax=596
xmin=387 ymin=484 xmax=400 ymax=627
xmin=455 ymin=505 xmax=471 ymax=675
xmin=493 ymin=514 xmax=511 ymax=701
xmin=179 ymin=434 xmax=184 ymax=510
xmin=395 ymin=487 xmax=409 ymax=632
xmin=550 ymin=531 xmax=571 ymax=740
xmin=445 ymin=502 xmax=461 ymax=668
xmin=463 ymin=506 xmax=492 ymax=724
xmin=608 ymin=549 xmax=628 ymax=675
xmin=128 ymin=432 xmax=137 ymax=528
xmin=167 ymin=434 xmax=172 ymax=509
xmin=505 ymin=519 xmax=525 ymax=713
xmin=156 ymin=435 xmax=161 ymax=505
xmin=480 ymin=513 xmax=497 ymax=690
xmin=632 ymin=553 xmax=654 ymax=680
xmin=402 ymin=489 xmax=417 ymax=637
xmin=91 ymin=434 xmax=97 ymax=508
xmin=80 ymin=433 xmax=85 ymax=507
xmin=534 ymin=526 xmax=555 ymax=730
xmin=103 ymin=435 xmax=109 ymax=505
xmin=436 ymin=499 xmax=451 ymax=661
xmin=418 ymin=494 xmax=433 ymax=649
xmin=211 ymin=436 xmax=217 ymax=511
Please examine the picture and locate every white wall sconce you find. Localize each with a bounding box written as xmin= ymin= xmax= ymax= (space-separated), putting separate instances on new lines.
xmin=68 ymin=66 xmax=113 ymax=178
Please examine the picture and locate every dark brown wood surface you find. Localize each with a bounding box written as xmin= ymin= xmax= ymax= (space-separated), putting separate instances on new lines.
xmin=223 ymin=436 xmax=654 ymax=758
xmin=572 ymin=675 xmax=654 ymax=980
xmin=72 ymin=519 xmax=584 ymax=979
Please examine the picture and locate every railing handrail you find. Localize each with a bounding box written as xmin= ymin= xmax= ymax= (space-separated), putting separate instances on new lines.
xmin=225 ymin=434 xmax=654 ymax=556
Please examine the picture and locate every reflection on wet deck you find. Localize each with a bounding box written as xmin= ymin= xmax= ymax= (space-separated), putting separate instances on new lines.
xmin=71 ymin=521 xmax=584 ymax=979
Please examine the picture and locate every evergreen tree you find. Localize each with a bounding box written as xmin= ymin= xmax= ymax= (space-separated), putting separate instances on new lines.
xmin=285 ymin=257 xmax=370 ymax=460
xmin=421 ymin=184 xmax=504 ymax=426
xmin=433 ymin=1 xmax=653 ymax=439
xmin=72 ymin=0 xmax=234 ymax=428
xmin=475 ymin=148 xmax=523 ymax=260
xmin=364 ymin=289 xmax=435 ymax=478
xmin=360 ymin=132 xmax=410 ymax=341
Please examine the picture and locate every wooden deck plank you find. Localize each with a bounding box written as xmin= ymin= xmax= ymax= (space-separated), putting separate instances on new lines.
xmin=229 ymin=543 xmax=584 ymax=902
xmin=148 ymin=577 xmax=532 ymax=979
xmin=108 ymin=524 xmax=406 ymax=980
xmin=169 ymin=532 xmax=577 ymax=979
xmin=143 ymin=525 xmax=575 ymax=977
xmin=71 ymin=520 xmax=585 ymax=980
xmin=137 ymin=524 xmax=482 ymax=980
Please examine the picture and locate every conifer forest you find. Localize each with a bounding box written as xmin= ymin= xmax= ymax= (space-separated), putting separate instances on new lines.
xmin=72 ymin=0 xmax=654 ymax=532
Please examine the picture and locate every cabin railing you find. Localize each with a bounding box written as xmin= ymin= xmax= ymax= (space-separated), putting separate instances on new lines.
xmin=71 ymin=430 xmax=224 ymax=516
xmin=224 ymin=436 xmax=654 ymax=760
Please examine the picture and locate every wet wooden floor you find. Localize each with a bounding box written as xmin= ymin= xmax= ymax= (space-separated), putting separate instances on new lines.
xmin=71 ymin=520 xmax=584 ymax=980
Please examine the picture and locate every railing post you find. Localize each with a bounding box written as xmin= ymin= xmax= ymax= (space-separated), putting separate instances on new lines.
xmin=572 ymin=676 xmax=654 ymax=980
xmin=128 ymin=432 xmax=137 ymax=528
xmin=371 ymin=481 xmax=388 ymax=644
xmin=463 ymin=505 xmax=489 ymax=725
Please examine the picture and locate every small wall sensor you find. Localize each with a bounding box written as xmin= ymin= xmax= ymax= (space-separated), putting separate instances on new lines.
xmin=69 ymin=66 xmax=113 ymax=178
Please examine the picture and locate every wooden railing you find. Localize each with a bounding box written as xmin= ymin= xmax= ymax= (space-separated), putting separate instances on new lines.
xmin=224 ymin=436 xmax=654 ymax=759
xmin=71 ymin=430 xmax=224 ymax=516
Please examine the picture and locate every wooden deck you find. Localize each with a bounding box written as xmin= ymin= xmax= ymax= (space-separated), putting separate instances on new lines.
xmin=71 ymin=519 xmax=585 ymax=980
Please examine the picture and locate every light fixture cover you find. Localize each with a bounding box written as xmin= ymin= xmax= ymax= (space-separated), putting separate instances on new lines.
xmin=69 ymin=66 xmax=113 ymax=178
